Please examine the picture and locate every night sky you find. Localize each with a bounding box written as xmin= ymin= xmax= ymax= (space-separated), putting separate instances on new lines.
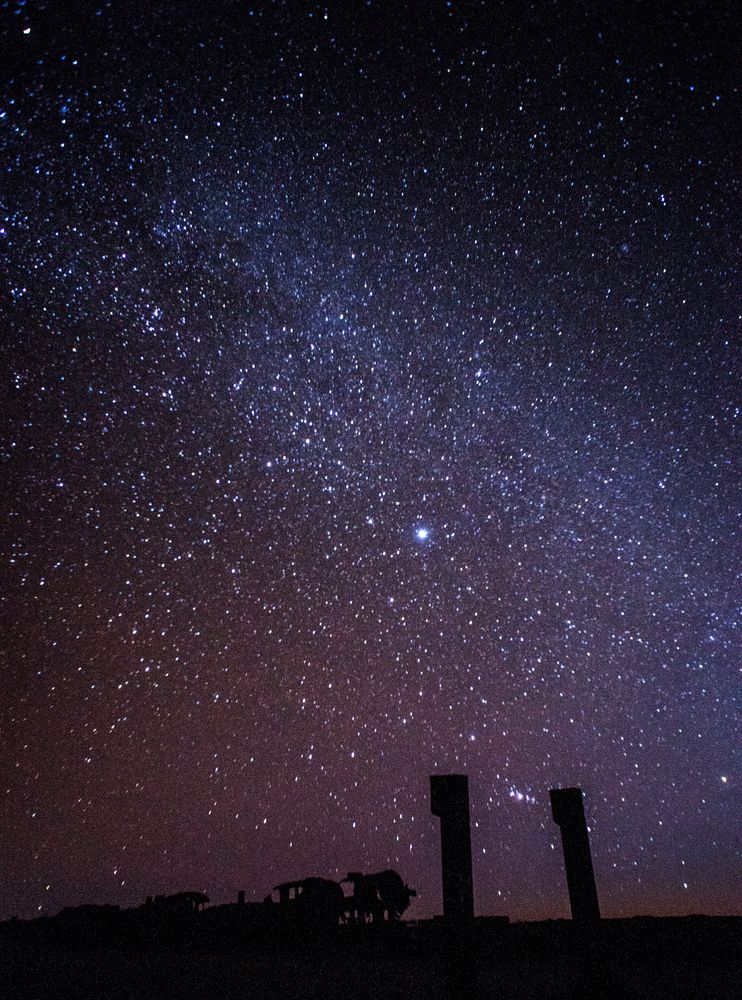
xmin=1 ymin=1 xmax=739 ymax=923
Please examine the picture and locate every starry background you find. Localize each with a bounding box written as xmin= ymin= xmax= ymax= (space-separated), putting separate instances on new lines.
xmin=1 ymin=0 xmax=739 ymax=922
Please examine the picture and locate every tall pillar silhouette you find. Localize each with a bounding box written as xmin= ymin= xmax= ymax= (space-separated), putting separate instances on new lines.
xmin=430 ymin=774 xmax=474 ymax=923
xmin=550 ymin=787 xmax=600 ymax=923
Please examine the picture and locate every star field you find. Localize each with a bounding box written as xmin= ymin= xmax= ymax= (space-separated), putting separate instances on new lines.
xmin=0 ymin=1 xmax=739 ymax=921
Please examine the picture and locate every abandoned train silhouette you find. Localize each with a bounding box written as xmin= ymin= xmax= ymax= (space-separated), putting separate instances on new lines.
xmin=266 ymin=869 xmax=417 ymax=928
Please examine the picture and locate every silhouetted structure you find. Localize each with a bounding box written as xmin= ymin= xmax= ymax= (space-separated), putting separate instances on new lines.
xmin=266 ymin=877 xmax=345 ymax=931
xmin=146 ymin=891 xmax=209 ymax=913
xmin=430 ymin=774 xmax=474 ymax=924
xmin=550 ymin=787 xmax=601 ymax=923
xmin=342 ymin=870 xmax=416 ymax=923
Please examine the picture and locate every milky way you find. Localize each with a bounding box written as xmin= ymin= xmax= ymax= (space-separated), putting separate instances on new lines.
xmin=1 ymin=1 xmax=738 ymax=921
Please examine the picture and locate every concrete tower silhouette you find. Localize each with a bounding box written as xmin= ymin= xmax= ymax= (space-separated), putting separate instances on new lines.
xmin=549 ymin=786 xmax=601 ymax=923
xmin=430 ymin=774 xmax=474 ymax=924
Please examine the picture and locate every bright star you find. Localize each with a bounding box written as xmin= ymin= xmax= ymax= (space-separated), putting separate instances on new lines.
xmin=415 ymin=526 xmax=430 ymax=541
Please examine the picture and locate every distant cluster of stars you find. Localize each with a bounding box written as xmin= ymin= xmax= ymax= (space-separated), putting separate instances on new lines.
xmin=0 ymin=1 xmax=738 ymax=921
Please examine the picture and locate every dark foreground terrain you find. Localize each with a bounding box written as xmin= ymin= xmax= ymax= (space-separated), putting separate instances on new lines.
xmin=2 ymin=916 xmax=739 ymax=999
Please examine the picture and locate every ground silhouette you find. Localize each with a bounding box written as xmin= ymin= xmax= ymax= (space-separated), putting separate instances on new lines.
xmin=3 ymin=774 xmax=737 ymax=998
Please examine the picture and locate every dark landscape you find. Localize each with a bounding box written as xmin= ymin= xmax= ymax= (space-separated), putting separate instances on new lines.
xmin=3 ymin=776 xmax=740 ymax=998
xmin=3 ymin=914 xmax=739 ymax=999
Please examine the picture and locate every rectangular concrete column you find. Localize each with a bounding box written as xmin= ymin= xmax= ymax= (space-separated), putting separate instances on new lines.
xmin=550 ymin=787 xmax=601 ymax=923
xmin=430 ymin=774 xmax=474 ymax=923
